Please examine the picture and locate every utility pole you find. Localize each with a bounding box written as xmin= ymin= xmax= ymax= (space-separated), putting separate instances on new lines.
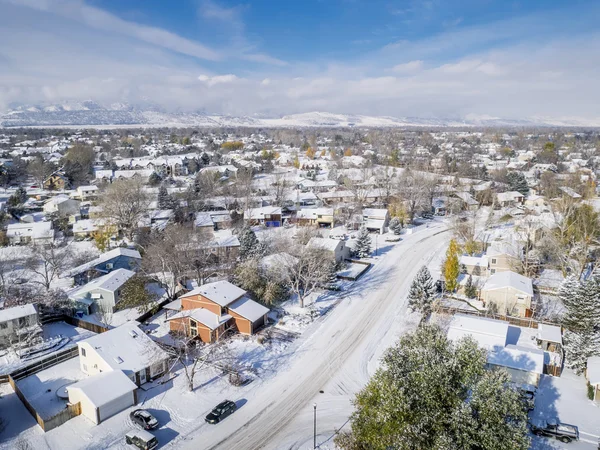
xmin=313 ymin=403 xmax=317 ymax=449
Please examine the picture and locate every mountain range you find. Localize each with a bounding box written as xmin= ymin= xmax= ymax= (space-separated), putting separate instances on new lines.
xmin=1 ymin=101 xmax=599 ymax=128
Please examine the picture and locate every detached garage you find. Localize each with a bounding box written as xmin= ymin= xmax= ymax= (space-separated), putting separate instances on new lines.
xmin=67 ymin=370 xmax=137 ymax=424
xmin=228 ymin=296 xmax=270 ymax=335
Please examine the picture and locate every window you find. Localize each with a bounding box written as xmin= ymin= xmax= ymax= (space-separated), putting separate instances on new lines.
xmin=490 ymin=269 xmax=496 ymax=274
xmin=81 ymin=348 xmax=86 ymax=357
xmin=491 ymin=258 xmax=497 ymax=264
xmin=82 ymin=364 xmax=88 ymax=371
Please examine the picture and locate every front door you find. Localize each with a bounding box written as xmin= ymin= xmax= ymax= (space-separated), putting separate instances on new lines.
xmin=139 ymin=369 xmax=147 ymax=385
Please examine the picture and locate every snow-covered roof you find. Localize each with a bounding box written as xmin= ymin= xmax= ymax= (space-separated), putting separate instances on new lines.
xmin=244 ymin=206 xmax=282 ymax=219
xmin=166 ymin=307 xmax=231 ymax=330
xmin=482 ymin=271 xmax=533 ymax=297
xmin=65 ymin=247 xmax=141 ymax=277
xmin=487 ymin=344 xmax=544 ymax=374
xmin=587 ymin=356 xmax=600 ymax=385
xmin=295 ymin=207 xmax=333 ymax=220
xmin=362 ymin=208 xmax=388 ymax=218
xmin=73 ymin=218 xmax=103 ymax=234
xmin=459 ymin=255 xmax=488 ymax=267
xmin=228 ymin=296 xmax=269 ymax=322
xmin=6 ymin=221 xmax=53 ymax=239
xmin=447 ymin=314 xmax=508 ymax=351
xmin=69 ymin=268 xmax=135 ymax=299
xmin=537 ymin=324 xmax=562 ymax=345
xmin=497 ymin=191 xmax=524 ymax=202
xmin=181 ymin=280 xmax=246 ymax=307
xmin=0 ymin=303 xmax=37 ymax=323
xmin=163 ymin=298 xmax=181 ymax=311
xmin=79 ymin=322 xmax=168 ymax=374
xmin=67 ymin=369 xmax=137 ymax=407
xmin=534 ymin=269 xmax=565 ymax=291
xmin=307 ymin=237 xmax=343 ymax=252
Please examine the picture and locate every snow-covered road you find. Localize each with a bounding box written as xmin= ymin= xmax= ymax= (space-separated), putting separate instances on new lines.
xmin=182 ymin=222 xmax=450 ymax=450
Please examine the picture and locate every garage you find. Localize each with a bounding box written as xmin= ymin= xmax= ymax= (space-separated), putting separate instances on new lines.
xmin=67 ymin=370 xmax=137 ymax=425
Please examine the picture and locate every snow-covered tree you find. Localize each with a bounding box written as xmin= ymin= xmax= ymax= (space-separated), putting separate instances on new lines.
xmin=336 ymin=325 xmax=529 ymax=450
xmin=157 ymin=184 xmax=171 ymax=209
xmin=354 ymin=227 xmax=372 ymax=258
xmin=389 ymin=217 xmax=402 ymax=235
xmin=464 ymin=275 xmax=478 ymax=299
xmin=239 ymin=227 xmax=266 ymax=260
xmin=561 ymin=275 xmax=600 ymax=374
xmin=407 ymin=266 xmax=435 ymax=315
xmin=506 ymin=172 xmax=529 ymax=196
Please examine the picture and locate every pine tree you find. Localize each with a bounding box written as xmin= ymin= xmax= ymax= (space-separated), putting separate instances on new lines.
xmin=239 ymin=227 xmax=266 ymax=260
xmin=407 ymin=266 xmax=435 ymax=315
xmin=389 ymin=217 xmax=402 ymax=235
xmin=464 ymin=275 xmax=478 ymax=299
xmin=506 ymin=172 xmax=529 ymax=196
xmin=148 ymin=172 xmax=162 ymax=187
xmin=560 ymin=276 xmax=600 ymax=374
xmin=157 ymin=184 xmax=171 ymax=209
xmin=200 ymin=152 xmax=210 ymax=166
xmin=354 ymin=228 xmax=372 ymax=258
xmin=443 ymin=239 xmax=460 ymax=292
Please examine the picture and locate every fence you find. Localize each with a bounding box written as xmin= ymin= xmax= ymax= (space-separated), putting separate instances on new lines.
xmin=9 ymin=346 xmax=79 ymax=381
xmin=63 ymin=316 xmax=110 ymax=334
xmin=435 ymin=304 xmax=561 ymax=329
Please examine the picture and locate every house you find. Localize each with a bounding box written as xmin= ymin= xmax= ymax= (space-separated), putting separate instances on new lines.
xmin=459 ymin=255 xmax=489 ymax=276
xmin=0 ymin=304 xmax=40 ymax=347
xmin=295 ymin=208 xmax=334 ymax=228
xmin=73 ymin=218 xmax=105 ymax=238
xmin=244 ymin=206 xmax=283 ymax=227
xmin=75 ymin=185 xmax=99 ymax=200
xmin=194 ymin=211 xmax=232 ymax=231
xmin=454 ymin=192 xmax=479 ymax=211
xmin=67 ymin=370 xmax=138 ymax=425
xmin=43 ymin=171 xmax=69 ymax=190
xmin=68 ymin=268 xmax=136 ymax=314
xmin=496 ymin=191 xmax=525 ymax=207
xmin=167 ymin=280 xmax=269 ymax=343
xmin=64 ymin=247 xmax=142 ymax=286
xmin=43 ymin=195 xmax=81 ymax=216
xmin=307 ymin=237 xmax=349 ymax=262
xmin=362 ymin=208 xmax=390 ymax=234
xmin=94 ymin=169 xmax=113 ymax=181
xmin=480 ymin=271 xmax=534 ymax=317
xmin=6 ymin=221 xmax=54 ymax=245
xmin=447 ymin=314 xmax=544 ymax=387
xmin=486 ymin=241 xmax=520 ymax=274
xmin=77 ymin=322 xmax=169 ymax=385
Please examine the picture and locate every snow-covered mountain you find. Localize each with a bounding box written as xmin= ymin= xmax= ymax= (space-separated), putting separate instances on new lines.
xmin=1 ymin=103 xmax=598 ymax=128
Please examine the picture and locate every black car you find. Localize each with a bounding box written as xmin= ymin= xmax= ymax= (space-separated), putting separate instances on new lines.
xmin=130 ymin=409 xmax=159 ymax=430
xmin=205 ymin=400 xmax=237 ymax=424
xmin=530 ymin=420 xmax=579 ymax=443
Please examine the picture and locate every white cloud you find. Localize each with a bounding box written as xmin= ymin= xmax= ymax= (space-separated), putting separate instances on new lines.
xmin=198 ymin=74 xmax=239 ymax=86
xmin=391 ymin=60 xmax=424 ymax=73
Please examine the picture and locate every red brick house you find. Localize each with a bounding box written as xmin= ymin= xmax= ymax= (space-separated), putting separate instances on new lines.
xmin=166 ymin=280 xmax=269 ymax=343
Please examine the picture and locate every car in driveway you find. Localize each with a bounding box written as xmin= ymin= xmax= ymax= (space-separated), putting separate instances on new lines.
xmin=530 ymin=419 xmax=579 ymax=443
xmin=130 ymin=409 xmax=159 ymax=430
xmin=205 ymin=400 xmax=237 ymax=424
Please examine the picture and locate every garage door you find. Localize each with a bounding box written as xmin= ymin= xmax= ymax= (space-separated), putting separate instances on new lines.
xmin=253 ymin=315 xmax=265 ymax=332
xmin=98 ymin=391 xmax=134 ymax=422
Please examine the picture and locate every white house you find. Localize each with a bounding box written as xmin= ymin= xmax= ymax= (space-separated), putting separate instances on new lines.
xmin=75 ymin=185 xmax=99 ymax=200
xmin=307 ymin=237 xmax=349 ymax=262
xmin=67 ymin=369 xmax=137 ymax=424
xmin=6 ymin=221 xmax=54 ymax=245
xmin=77 ymin=322 xmax=169 ymax=386
xmin=480 ymin=271 xmax=534 ymax=317
xmin=362 ymin=208 xmax=390 ymax=234
xmin=43 ymin=195 xmax=81 ymax=216
xmin=0 ymin=304 xmax=40 ymax=347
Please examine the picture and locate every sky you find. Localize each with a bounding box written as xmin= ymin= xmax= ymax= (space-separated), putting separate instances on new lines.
xmin=0 ymin=0 xmax=599 ymax=120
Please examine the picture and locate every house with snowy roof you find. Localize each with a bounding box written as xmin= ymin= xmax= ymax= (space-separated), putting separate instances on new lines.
xmin=362 ymin=208 xmax=389 ymax=234
xmin=295 ymin=207 xmax=334 ymax=228
xmin=496 ymin=191 xmax=525 ymax=207
xmin=167 ymin=280 xmax=269 ymax=343
xmin=6 ymin=221 xmax=54 ymax=245
xmin=64 ymin=247 xmax=142 ymax=286
xmin=68 ymin=268 xmax=136 ymax=314
xmin=307 ymin=237 xmax=349 ymax=262
xmin=480 ymin=271 xmax=534 ymax=317
xmin=0 ymin=303 xmax=40 ymax=347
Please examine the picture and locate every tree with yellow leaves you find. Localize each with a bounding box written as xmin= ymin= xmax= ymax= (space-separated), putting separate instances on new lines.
xmin=443 ymin=239 xmax=460 ymax=292
xmin=320 ymin=149 xmax=326 ymax=157
xmin=306 ymin=147 xmax=316 ymax=159
xmin=292 ymin=155 xmax=300 ymax=169
xmin=92 ymin=225 xmax=116 ymax=253
xmin=344 ymin=148 xmax=352 ymax=157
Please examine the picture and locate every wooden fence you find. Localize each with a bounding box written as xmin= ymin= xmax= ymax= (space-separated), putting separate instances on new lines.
xmin=9 ymin=346 xmax=79 ymax=381
xmin=435 ymin=305 xmax=561 ymax=329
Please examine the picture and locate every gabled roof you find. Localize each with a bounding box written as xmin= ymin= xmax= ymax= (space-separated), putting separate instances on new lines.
xmin=181 ymin=280 xmax=246 ymax=307
xmin=487 ymin=344 xmax=544 ymax=374
xmin=307 ymin=237 xmax=343 ymax=252
xmin=68 ymin=268 xmax=135 ymax=299
xmin=67 ymin=369 xmax=136 ymax=407
xmin=64 ymin=247 xmax=141 ymax=277
xmin=447 ymin=314 xmax=508 ymax=351
xmin=166 ymin=307 xmax=231 ymax=330
xmin=482 ymin=271 xmax=533 ymax=297
xmin=228 ymin=296 xmax=269 ymax=322
xmin=0 ymin=303 xmax=37 ymax=323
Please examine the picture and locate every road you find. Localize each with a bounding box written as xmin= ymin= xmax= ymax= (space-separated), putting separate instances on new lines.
xmin=185 ymin=222 xmax=450 ymax=450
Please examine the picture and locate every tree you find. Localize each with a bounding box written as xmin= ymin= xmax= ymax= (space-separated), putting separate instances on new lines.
xmin=148 ymin=172 xmax=162 ymax=187
xmin=63 ymin=143 xmax=95 ymax=185
xmin=27 ymin=155 xmax=56 ymax=187
xmin=444 ymin=239 xmax=460 ymax=292
xmin=560 ymin=276 xmax=600 ymax=374
xmin=26 ymin=243 xmax=71 ymax=291
xmin=118 ymin=275 xmax=157 ymax=313
xmin=284 ymin=246 xmax=334 ymax=308
xmin=99 ymin=178 xmax=151 ymax=240
xmin=157 ymin=184 xmax=172 ymax=209
xmin=292 ymin=155 xmax=300 ymax=169
xmin=407 ymin=266 xmax=435 ymax=315
xmin=506 ymin=172 xmax=529 ymax=196
xmin=464 ymin=275 xmax=478 ymax=299
xmin=305 ymin=147 xmax=316 ymax=159
xmin=389 ymin=217 xmax=402 ymax=235
xmin=239 ymin=227 xmax=265 ymax=260
xmin=92 ymin=225 xmax=116 ymax=252
xmin=354 ymin=228 xmax=372 ymax=258
xmin=396 ymin=169 xmax=437 ymax=221
xmin=8 ymin=186 xmax=27 ymax=207
xmin=336 ymin=325 xmax=529 ymax=450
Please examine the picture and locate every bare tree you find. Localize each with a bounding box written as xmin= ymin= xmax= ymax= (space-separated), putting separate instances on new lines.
xmin=26 ymin=243 xmax=71 ymax=291
xmin=99 ymin=178 xmax=151 ymax=240
xmin=396 ymin=169 xmax=438 ymax=221
xmin=271 ymin=172 xmax=292 ymax=206
xmin=284 ymin=246 xmax=335 ymax=308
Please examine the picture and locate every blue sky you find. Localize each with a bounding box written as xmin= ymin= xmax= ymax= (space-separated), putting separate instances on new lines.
xmin=0 ymin=0 xmax=599 ymax=120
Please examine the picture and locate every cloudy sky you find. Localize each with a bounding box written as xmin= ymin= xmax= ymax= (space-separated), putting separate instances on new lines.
xmin=1 ymin=0 xmax=599 ymax=120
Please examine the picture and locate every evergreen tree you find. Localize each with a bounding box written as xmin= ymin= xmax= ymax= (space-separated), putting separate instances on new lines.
xmin=506 ymin=172 xmax=529 ymax=196
xmin=561 ymin=276 xmax=600 ymax=374
xmin=200 ymin=152 xmax=210 ymax=167
xmin=389 ymin=217 xmax=402 ymax=235
xmin=336 ymin=325 xmax=529 ymax=450
xmin=239 ymin=227 xmax=266 ymax=260
xmin=407 ymin=266 xmax=435 ymax=315
xmin=157 ymin=184 xmax=171 ymax=209
xmin=354 ymin=227 xmax=372 ymax=258
xmin=148 ymin=172 xmax=162 ymax=187
xmin=464 ymin=275 xmax=478 ymax=299
xmin=444 ymin=239 xmax=460 ymax=292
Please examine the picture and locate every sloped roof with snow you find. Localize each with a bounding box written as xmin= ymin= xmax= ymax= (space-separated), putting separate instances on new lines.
xmin=307 ymin=237 xmax=343 ymax=252
xmin=487 ymin=344 xmax=544 ymax=374
xmin=228 ymin=296 xmax=269 ymax=322
xmin=447 ymin=314 xmax=508 ymax=351
xmin=482 ymin=271 xmax=533 ymax=296
xmin=181 ymin=280 xmax=246 ymax=306
xmin=0 ymin=303 xmax=37 ymax=323
xmin=166 ymin=307 xmax=231 ymax=330
xmin=459 ymin=255 xmax=489 ymax=267
xmin=537 ymin=324 xmax=563 ymax=344
xmin=64 ymin=247 xmax=141 ymax=277
xmin=67 ymin=369 xmax=136 ymax=407
xmin=68 ymin=268 xmax=135 ymax=299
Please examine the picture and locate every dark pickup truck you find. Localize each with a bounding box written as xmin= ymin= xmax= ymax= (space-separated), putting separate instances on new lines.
xmin=530 ymin=420 xmax=579 ymax=443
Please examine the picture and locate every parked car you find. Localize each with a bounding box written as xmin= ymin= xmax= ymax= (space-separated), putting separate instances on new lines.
xmin=125 ymin=429 xmax=158 ymax=450
xmin=517 ymin=385 xmax=536 ymax=412
xmin=530 ymin=420 xmax=579 ymax=443
xmin=205 ymin=400 xmax=237 ymax=424
xmin=130 ymin=409 xmax=159 ymax=430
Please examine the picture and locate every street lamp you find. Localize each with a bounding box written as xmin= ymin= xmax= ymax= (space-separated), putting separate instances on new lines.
xmin=313 ymin=403 xmax=317 ymax=449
